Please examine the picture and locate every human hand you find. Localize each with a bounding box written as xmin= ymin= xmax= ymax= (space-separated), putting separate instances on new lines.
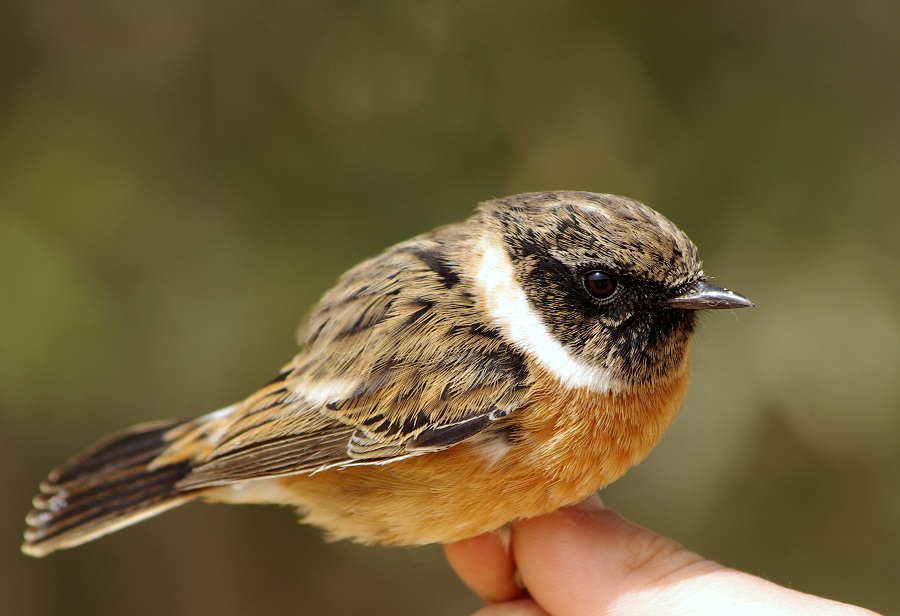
xmin=444 ymin=494 xmax=880 ymax=616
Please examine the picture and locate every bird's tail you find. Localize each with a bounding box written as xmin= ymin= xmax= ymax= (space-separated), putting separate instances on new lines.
xmin=22 ymin=418 xmax=205 ymax=557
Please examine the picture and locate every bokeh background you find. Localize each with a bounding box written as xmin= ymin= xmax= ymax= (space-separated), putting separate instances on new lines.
xmin=2 ymin=2 xmax=898 ymax=614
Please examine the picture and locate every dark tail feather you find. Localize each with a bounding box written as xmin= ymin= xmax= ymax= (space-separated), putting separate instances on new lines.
xmin=22 ymin=419 xmax=201 ymax=557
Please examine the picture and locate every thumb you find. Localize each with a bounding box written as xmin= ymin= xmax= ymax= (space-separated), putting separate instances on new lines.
xmin=511 ymin=495 xmax=877 ymax=616
xmin=512 ymin=494 xmax=717 ymax=615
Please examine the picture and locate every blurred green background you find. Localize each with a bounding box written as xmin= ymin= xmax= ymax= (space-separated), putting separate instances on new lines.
xmin=2 ymin=1 xmax=898 ymax=614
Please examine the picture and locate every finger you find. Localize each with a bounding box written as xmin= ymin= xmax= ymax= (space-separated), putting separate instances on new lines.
xmin=445 ymin=530 xmax=524 ymax=604
xmin=512 ymin=497 xmax=721 ymax=615
xmin=471 ymin=598 xmax=549 ymax=616
xmin=511 ymin=498 xmax=877 ymax=616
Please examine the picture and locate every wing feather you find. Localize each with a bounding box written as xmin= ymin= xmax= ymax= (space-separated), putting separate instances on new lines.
xmin=179 ymin=225 xmax=533 ymax=489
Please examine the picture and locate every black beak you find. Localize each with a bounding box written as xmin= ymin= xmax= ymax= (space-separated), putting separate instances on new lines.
xmin=666 ymin=281 xmax=754 ymax=310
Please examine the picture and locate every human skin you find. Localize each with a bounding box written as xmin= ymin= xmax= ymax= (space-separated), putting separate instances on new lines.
xmin=444 ymin=495 xmax=881 ymax=616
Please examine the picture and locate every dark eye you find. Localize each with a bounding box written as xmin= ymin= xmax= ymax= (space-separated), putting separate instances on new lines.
xmin=583 ymin=271 xmax=617 ymax=300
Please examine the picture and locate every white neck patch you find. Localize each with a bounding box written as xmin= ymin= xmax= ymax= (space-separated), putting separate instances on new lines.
xmin=474 ymin=233 xmax=621 ymax=393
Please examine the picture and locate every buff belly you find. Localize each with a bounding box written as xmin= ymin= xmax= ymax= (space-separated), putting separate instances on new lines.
xmin=206 ymin=368 xmax=689 ymax=546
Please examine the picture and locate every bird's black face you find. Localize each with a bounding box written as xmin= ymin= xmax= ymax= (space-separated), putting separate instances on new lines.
xmin=486 ymin=192 xmax=706 ymax=387
xmin=511 ymin=242 xmax=700 ymax=386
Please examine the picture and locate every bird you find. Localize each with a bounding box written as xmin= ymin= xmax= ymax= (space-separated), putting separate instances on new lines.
xmin=22 ymin=191 xmax=752 ymax=558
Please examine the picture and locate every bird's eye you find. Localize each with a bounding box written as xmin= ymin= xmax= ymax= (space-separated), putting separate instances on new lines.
xmin=583 ymin=271 xmax=618 ymax=300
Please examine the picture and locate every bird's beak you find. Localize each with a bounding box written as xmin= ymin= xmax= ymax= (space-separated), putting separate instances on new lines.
xmin=666 ymin=281 xmax=754 ymax=310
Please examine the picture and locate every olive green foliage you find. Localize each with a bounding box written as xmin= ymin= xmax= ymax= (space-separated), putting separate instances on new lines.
xmin=1 ymin=2 xmax=897 ymax=615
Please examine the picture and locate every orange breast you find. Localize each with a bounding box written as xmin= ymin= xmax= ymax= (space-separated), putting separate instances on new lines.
xmin=276 ymin=364 xmax=691 ymax=546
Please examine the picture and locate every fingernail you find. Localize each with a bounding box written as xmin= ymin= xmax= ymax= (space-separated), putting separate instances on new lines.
xmin=573 ymin=492 xmax=605 ymax=513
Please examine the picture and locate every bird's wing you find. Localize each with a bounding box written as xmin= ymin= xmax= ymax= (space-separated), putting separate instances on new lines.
xmin=178 ymin=226 xmax=533 ymax=489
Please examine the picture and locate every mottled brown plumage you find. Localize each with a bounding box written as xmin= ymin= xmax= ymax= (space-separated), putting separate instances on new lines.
xmin=23 ymin=191 xmax=752 ymax=557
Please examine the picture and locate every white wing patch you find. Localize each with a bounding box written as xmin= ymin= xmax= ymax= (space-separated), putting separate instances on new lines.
xmin=474 ymin=234 xmax=622 ymax=394
xmin=299 ymin=378 xmax=359 ymax=405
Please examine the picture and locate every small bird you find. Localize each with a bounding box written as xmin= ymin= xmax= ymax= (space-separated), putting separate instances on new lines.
xmin=22 ymin=191 xmax=752 ymax=557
